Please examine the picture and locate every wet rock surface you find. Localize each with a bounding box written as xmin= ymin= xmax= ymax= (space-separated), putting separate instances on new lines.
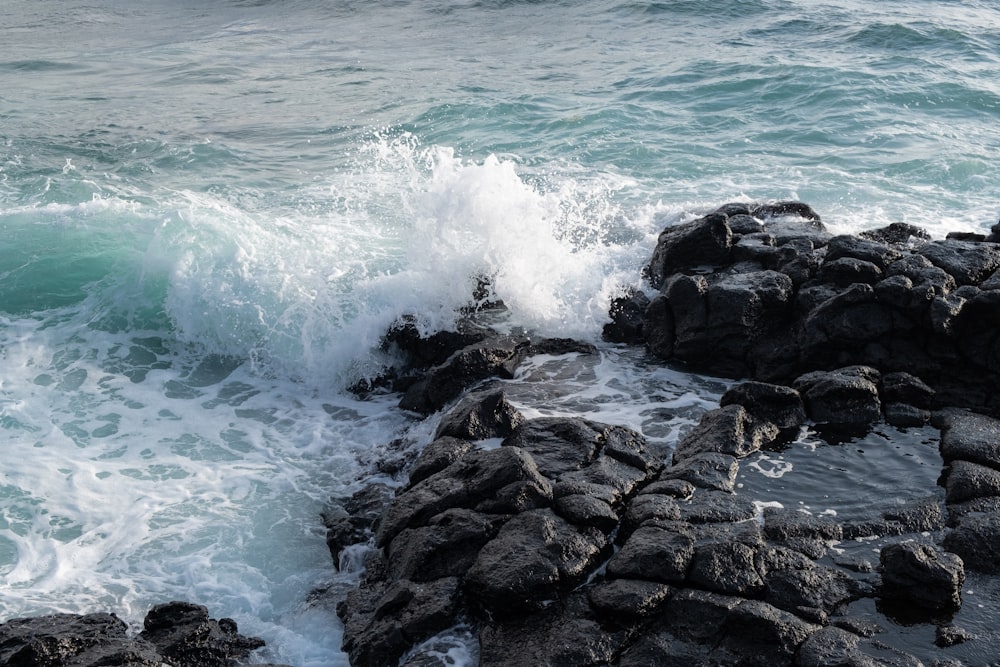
xmin=0 ymin=601 xmax=273 ymax=667
xmin=331 ymin=203 xmax=1000 ymax=666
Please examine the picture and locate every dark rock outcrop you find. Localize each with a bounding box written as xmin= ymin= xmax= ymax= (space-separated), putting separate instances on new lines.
xmin=636 ymin=200 xmax=1000 ymax=415
xmin=0 ymin=602 xmax=269 ymax=667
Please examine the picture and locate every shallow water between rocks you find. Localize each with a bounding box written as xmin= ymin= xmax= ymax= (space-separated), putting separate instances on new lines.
xmin=444 ymin=345 xmax=1000 ymax=666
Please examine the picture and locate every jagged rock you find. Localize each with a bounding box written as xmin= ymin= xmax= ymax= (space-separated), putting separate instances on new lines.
xmin=942 ymin=511 xmax=1000 ymax=573
xmin=920 ymin=239 xmax=1000 ymax=286
xmin=587 ymin=579 xmax=674 ymax=619
xmin=139 ymin=602 xmax=265 ymax=667
xmin=554 ymin=493 xmax=619 ymax=531
xmin=340 ymin=577 xmax=460 ymax=667
xmin=323 ymin=483 xmax=395 ymax=569
xmin=764 ymin=562 xmax=869 ymax=617
xmin=386 ymin=508 xmax=506 ymax=581
xmin=678 ymin=490 xmax=758 ymax=524
xmin=935 ymin=624 xmax=974 ymax=648
xmin=433 ymin=387 xmax=523 ymax=441
xmin=763 ymin=508 xmax=844 ymax=543
xmin=499 ymin=418 xmax=603 ymax=479
xmin=407 ymin=436 xmax=473 ymax=486
xmin=881 ymin=372 xmax=935 ymax=408
xmin=375 ymin=446 xmax=552 ymax=547
xmin=794 ymin=366 xmax=882 ymax=428
xmin=399 ymin=335 xmax=530 ymax=414
xmin=0 ymin=613 xmax=159 ymax=667
xmin=673 ymin=404 xmax=780 ymax=461
xmin=383 ymin=317 xmax=488 ymax=370
xmin=618 ymin=493 xmax=681 ymax=539
xmin=637 ymin=478 xmax=695 ymax=499
xmin=603 ymin=288 xmax=651 ymax=344
xmin=0 ymin=604 xmax=266 ymax=667
xmin=650 ymin=269 xmax=795 ymax=377
xmin=719 ymin=381 xmax=807 ymax=435
xmin=794 ymin=626 xmax=870 ymax=667
xmin=664 ymin=590 xmax=819 ymax=666
xmin=646 ymin=213 xmax=733 ymax=289
xmin=526 ymin=337 xmax=599 ymax=356
xmin=688 ymin=541 xmax=765 ymax=596
xmin=860 ymin=222 xmax=931 ymax=246
xmin=606 ymin=522 xmax=695 ymax=584
xmin=879 ymin=542 xmax=964 ymax=614
xmin=824 ymin=235 xmax=903 ymax=271
xmin=661 ymin=452 xmax=739 ymax=493
xmin=463 ymin=509 xmax=609 ymax=615
xmin=478 ymin=594 xmax=623 ymax=667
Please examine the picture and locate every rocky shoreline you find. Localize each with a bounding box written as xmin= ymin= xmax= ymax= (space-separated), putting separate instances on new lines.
xmin=5 ymin=201 xmax=1000 ymax=666
xmin=331 ymin=202 xmax=1000 ymax=666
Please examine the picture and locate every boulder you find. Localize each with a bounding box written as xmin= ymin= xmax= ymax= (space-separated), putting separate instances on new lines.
xmin=386 ymin=508 xmax=506 ymax=582
xmin=399 ymin=335 xmax=530 ymax=414
xmin=433 ymin=387 xmax=523 ymax=441
xmin=937 ymin=409 xmax=1000 ymax=468
xmin=719 ymin=381 xmax=807 ymax=435
xmin=605 ymin=523 xmax=695 ymax=584
xmin=645 ymin=213 xmax=733 ymax=289
xmin=662 ymin=452 xmax=739 ymax=493
xmin=603 ymin=288 xmax=651 ymax=344
xmin=794 ymin=366 xmax=882 ymax=428
xmin=942 ymin=459 xmax=1000 ymax=504
xmin=323 ymin=483 xmax=395 ymax=569
xmin=0 ymin=613 xmax=159 ymax=667
xmin=340 ymin=577 xmax=460 ymax=667
xmin=464 ymin=509 xmax=610 ymax=615
xmin=673 ymin=404 xmax=780 ymax=461
xmin=879 ymin=542 xmax=964 ymax=615
xmin=587 ymin=578 xmax=674 ymax=619
xmin=375 ymin=446 xmax=552 ymax=547
xmin=407 ymin=436 xmax=473 ymax=487
xmin=942 ymin=511 xmax=1000 ymax=573
xmin=138 ymin=602 xmax=265 ymax=667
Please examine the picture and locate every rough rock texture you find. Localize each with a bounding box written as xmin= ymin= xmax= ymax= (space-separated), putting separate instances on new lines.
xmin=637 ymin=201 xmax=1000 ymax=415
xmin=331 ymin=204 xmax=1000 ymax=666
xmin=0 ymin=602 xmax=269 ymax=667
xmin=879 ymin=542 xmax=964 ymax=616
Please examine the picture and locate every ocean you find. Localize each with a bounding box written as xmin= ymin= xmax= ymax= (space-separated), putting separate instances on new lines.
xmin=2 ymin=1 xmax=999 ymax=664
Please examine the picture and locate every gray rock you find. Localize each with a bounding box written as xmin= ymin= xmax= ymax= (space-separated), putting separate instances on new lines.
xmin=478 ymin=594 xmax=623 ymax=667
xmin=323 ymin=483 xmax=395 ymax=569
xmin=765 ymin=564 xmax=869 ymax=617
xmin=661 ymin=452 xmax=739 ymax=493
xmin=794 ymin=626 xmax=875 ymax=667
xmin=824 ymin=235 xmax=902 ymax=271
xmin=679 ymin=490 xmax=758 ymax=524
xmin=341 ymin=577 xmax=460 ymax=667
xmin=139 ymin=602 xmax=265 ymax=667
xmin=407 ymin=437 xmax=473 ymax=487
xmin=553 ymin=493 xmax=619 ymax=531
xmin=464 ymin=509 xmax=609 ymax=614
xmin=720 ymin=381 xmax=808 ymax=435
xmin=795 ymin=366 xmax=882 ymax=427
xmin=937 ymin=409 xmax=1000 ymax=468
xmin=619 ymin=493 xmax=681 ymax=539
xmin=386 ymin=508 xmax=505 ymax=581
xmin=0 ymin=613 xmax=160 ymax=667
xmin=879 ymin=542 xmax=964 ymax=613
xmin=942 ymin=511 xmax=1000 ymax=573
xmin=764 ymin=507 xmax=844 ymax=543
xmin=399 ymin=335 xmax=529 ymax=414
xmin=942 ymin=459 xmax=1000 ymax=504
xmin=646 ymin=213 xmax=733 ymax=289
xmin=375 ymin=446 xmax=552 ymax=547
xmin=500 ymin=417 xmax=602 ymax=479
xmin=688 ymin=541 xmax=765 ymax=596
xmin=606 ymin=523 xmax=695 ymax=584
xmin=433 ymin=388 xmax=523 ymax=441
xmin=587 ymin=578 xmax=674 ymax=619
xmin=921 ymin=238 xmax=1000 ymax=286
xmin=674 ymin=404 xmax=780 ymax=461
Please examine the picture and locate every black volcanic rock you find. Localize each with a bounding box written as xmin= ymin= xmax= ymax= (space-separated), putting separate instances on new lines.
xmin=0 ymin=603 xmax=267 ymax=667
xmin=879 ymin=542 xmax=964 ymax=615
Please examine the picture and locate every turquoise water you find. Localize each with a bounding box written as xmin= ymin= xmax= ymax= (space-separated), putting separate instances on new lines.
xmin=2 ymin=1 xmax=1000 ymax=664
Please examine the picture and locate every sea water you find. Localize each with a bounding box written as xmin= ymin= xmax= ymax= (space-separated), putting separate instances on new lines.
xmin=2 ymin=1 xmax=999 ymax=664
